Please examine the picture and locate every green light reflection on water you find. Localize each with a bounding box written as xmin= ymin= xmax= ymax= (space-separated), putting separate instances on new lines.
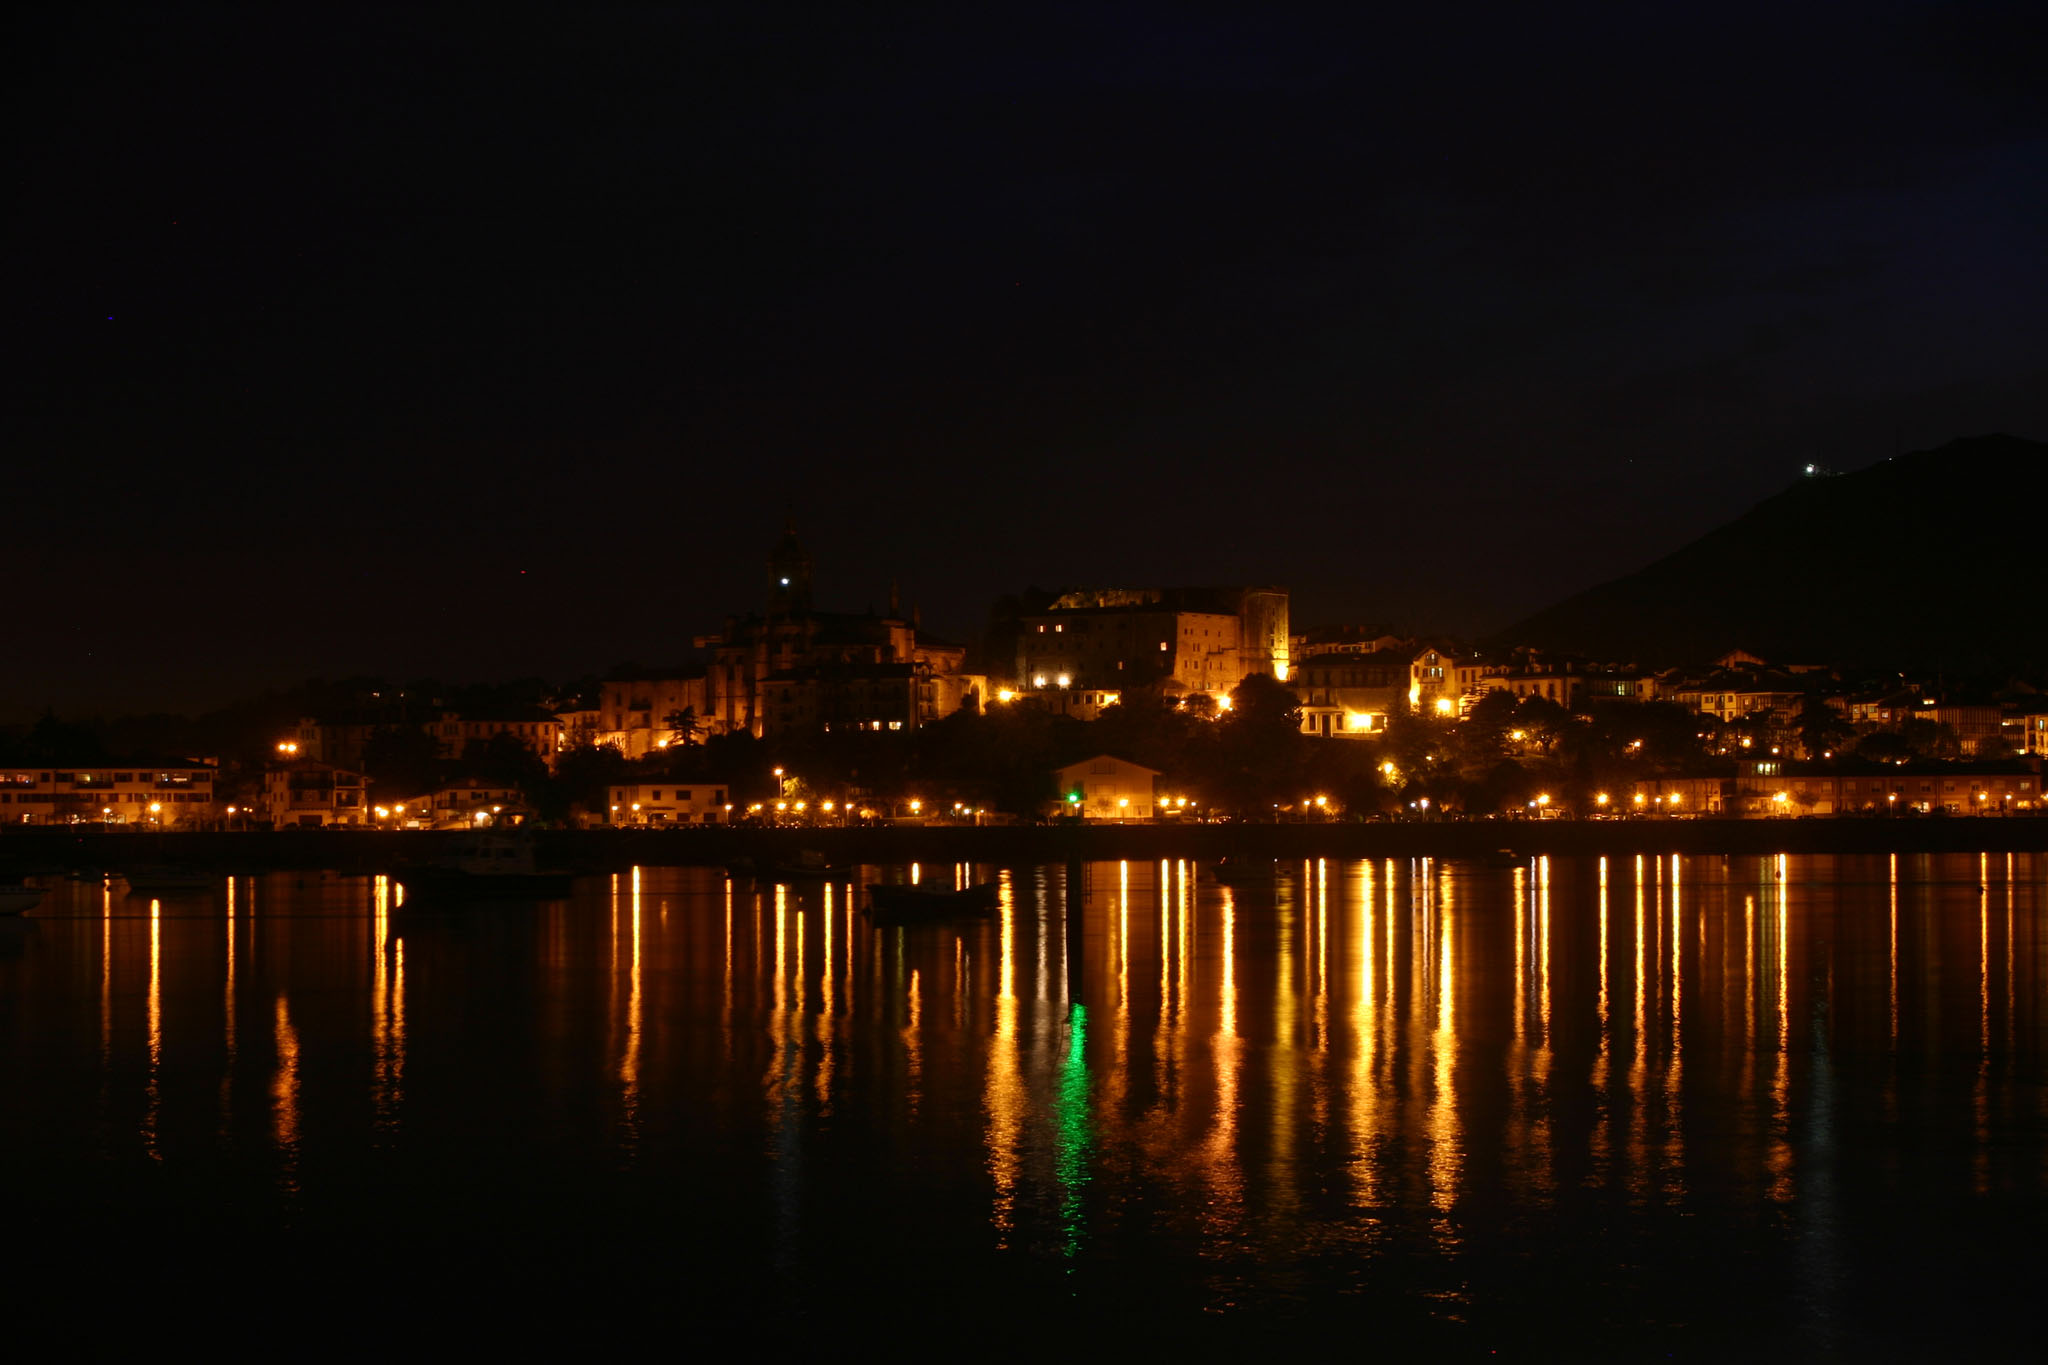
xmin=1055 ymin=1002 xmax=1092 ymax=1264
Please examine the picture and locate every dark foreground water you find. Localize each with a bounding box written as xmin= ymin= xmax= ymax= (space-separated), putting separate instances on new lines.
xmin=4 ymin=854 xmax=2044 ymax=1354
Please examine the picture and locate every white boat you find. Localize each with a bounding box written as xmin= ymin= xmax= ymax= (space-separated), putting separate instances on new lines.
xmin=0 ymin=884 xmax=45 ymax=916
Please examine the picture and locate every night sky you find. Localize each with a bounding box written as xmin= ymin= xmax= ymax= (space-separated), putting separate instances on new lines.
xmin=12 ymin=3 xmax=2046 ymax=720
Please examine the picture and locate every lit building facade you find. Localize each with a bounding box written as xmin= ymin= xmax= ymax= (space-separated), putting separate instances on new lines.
xmin=606 ymin=781 xmax=731 ymax=825
xmin=1015 ymin=586 xmax=1290 ymax=705
xmin=262 ymin=760 xmax=365 ymax=828
xmin=595 ymin=674 xmax=708 ymax=757
xmin=0 ymin=761 xmax=220 ymax=826
xmin=1051 ymin=754 xmax=1159 ymax=820
xmin=1294 ymin=648 xmax=1408 ymax=737
xmin=1629 ymin=759 xmax=2042 ymax=816
xmin=397 ymin=778 xmax=530 ymax=829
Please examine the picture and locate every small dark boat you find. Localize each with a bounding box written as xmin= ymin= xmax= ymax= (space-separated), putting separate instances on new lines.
xmin=396 ymin=834 xmax=577 ymax=903
xmin=765 ymin=850 xmax=841 ymax=883
xmin=865 ymin=881 xmax=1000 ymax=924
xmin=1206 ymin=860 xmax=1274 ymax=887
xmin=0 ymin=883 xmax=46 ymax=916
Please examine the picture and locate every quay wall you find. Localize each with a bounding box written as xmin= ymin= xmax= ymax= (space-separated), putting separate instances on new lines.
xmin=5 ymin=817 xmax=2048 ymax=874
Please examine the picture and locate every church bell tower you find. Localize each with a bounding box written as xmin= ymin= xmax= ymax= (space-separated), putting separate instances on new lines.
xmin=767 ymin=519 xmax=814 ymax=616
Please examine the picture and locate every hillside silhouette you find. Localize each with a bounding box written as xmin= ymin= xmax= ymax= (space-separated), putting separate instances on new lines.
xmin=1499 ymin=434 xmax=2045 ymax=671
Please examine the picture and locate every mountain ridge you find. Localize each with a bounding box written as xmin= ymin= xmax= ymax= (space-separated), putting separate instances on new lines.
xmin=1495 ymin=433 xmax=2045 ymax=671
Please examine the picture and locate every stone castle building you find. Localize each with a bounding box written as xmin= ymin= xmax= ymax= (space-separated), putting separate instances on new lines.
xmin=1013 ymin=586 xmax=1290 ymax=703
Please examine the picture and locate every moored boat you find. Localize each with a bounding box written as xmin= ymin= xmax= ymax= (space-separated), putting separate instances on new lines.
xmin=765 ymin=850 xmax=842 ymax=883
xmin=0 ymin=883 xmax=46 ymax=916
xmin=1206 ymin=859 xmax=1274 ymax=887
xmin=864 ymin=880 xmax=1000 ymax=924
xmin=396 ymin=834 xmax=577 ymax=902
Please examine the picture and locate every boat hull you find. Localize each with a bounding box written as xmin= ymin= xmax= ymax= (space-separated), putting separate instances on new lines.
xmin=865 ymin=882 xmax=1000 ymax=924
xmin=397 ymin=869 xmax=577 ymax=903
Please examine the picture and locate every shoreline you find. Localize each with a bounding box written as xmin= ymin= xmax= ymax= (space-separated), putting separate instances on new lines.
xmin=5 ymin=817 xmax=2047 ymax=873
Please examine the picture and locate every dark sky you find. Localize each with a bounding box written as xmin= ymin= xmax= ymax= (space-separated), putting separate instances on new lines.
xmin=11 ymin=3 xmax=2046 ymax=719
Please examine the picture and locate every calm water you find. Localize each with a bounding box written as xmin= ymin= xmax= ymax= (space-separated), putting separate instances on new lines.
xmin=4 ymin=854 xmax=2045 ymax=1353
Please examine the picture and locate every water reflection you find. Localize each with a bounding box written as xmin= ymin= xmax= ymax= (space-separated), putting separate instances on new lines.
xmin=6 ymin=855 xmax=2046 ymax=1342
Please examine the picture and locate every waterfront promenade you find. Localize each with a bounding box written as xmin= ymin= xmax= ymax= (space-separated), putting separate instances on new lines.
xmin=5 ymin=815 xmax=2047 ymax=874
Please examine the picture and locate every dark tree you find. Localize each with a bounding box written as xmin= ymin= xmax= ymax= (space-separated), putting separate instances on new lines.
xmin=662 ymin=707 xmax=701 ymax=747
xmin=1852 ymin=731 xmax=1912 ymax=764
xmin=1452 ymin=689 xmax=1520 ymax=777
xmin=1899 ymin=717 xmax=1959 ymax=760
xmin=461 ymin=731 xmax=550 ymax=794
xmin=1206 ymin=674 xmax=1306 ymax=815
xmin=1796 ymin=692 xmax=1853 ymax=760
xmin=360 ymin=725 xmax=442 ymax=797
xmin=543 ymin=743 xmax=634 ymax=824
xmin=19 ymin=711 xmax=106 ymax=763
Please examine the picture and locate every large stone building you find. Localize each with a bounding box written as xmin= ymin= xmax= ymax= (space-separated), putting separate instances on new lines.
xmin=691 ymin=524 xmax=984 ymax=738
xmin=1013 ymin=587 xmax=1289 ymax=704
xmin=593 ymin=672 xmax=707 ymax=758
xmin=1293 ymin=647 xmax=1410 ymax=737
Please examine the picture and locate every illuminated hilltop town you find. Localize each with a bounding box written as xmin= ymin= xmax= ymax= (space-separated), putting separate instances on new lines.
xmin=2 ymin=523 xmax=2044 ymax=829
